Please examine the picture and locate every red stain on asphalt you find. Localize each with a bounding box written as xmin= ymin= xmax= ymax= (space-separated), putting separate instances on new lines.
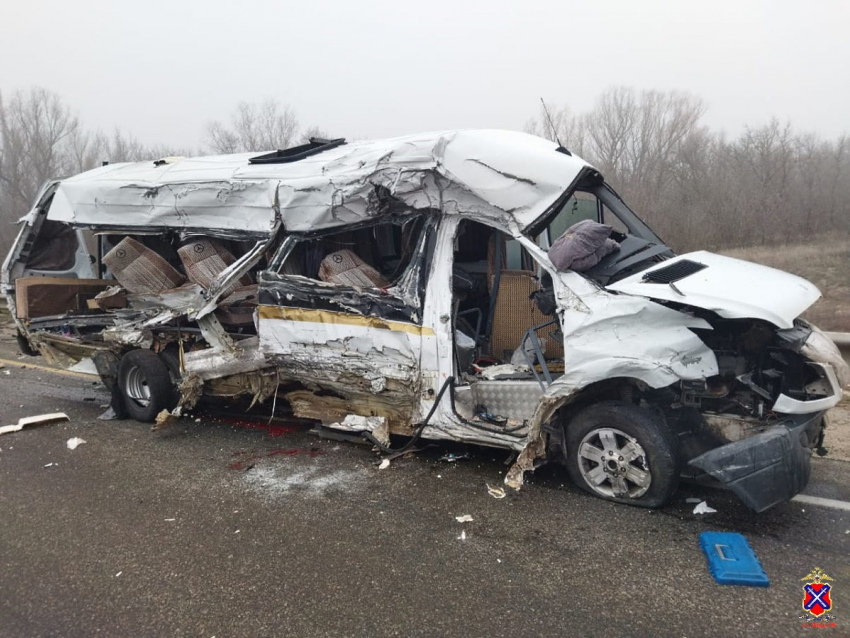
xmin=213 ymin=416 xmax=297 ymax=437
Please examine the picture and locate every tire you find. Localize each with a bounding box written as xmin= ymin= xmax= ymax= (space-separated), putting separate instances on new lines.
xmin=117 ymin=349 xmax=176 ymax=422
xmin=158 ymin=346 xmax=183 ymax=406
xmin=564 ymin=401 xmax=679 ymax=508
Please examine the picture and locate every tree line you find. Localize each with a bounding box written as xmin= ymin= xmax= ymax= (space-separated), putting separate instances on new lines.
xmin=526 ymin=88 xmax=850 ymax=252
xmin=1 ymin=85 xmax=848 ymax=257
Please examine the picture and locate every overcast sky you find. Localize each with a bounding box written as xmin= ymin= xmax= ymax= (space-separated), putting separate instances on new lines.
xmin=2 ymin=0 xmax=848 ymax=150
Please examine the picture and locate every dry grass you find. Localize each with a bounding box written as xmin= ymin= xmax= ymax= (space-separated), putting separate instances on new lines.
xmin=720 ymin=238 xmax=850 ymax=332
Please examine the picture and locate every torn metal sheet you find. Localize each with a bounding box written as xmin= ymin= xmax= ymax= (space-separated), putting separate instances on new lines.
xmin=46 ymin=131 xmax=588 ymax=235
xmin=326 ymin=415 xmax=390 ymax=447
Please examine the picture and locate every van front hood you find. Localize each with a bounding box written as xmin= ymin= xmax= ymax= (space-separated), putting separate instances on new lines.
xmin=605 ymin=250 xmax=821 ymax=329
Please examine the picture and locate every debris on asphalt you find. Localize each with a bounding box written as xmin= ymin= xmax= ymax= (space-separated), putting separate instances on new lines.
xmin=165 ymin=518 xmax=176 ymax=522
xmin=439 ymin=452 xmax=470 ymax=463
xmin=458 ymin=530 xmax=467 ymax=541
xmin=152 ymin=409 xmax=178 ymax=431
xmin=66 ymin=437 xmax=86 ymax=450
xmin=699 ymin=531 xmax=770 ymax=587
xmin=98 ymin=406 xmax=120 ymax=421
xmin=693 ymin=501 xmax=717 ymax=515
xmin=0 ymin=413 xmax=69 ymax=436
xmin=43 ymin=462 xmax=57 ymax=468
xmin=3 ymin=370 xmax=9 ymax=375
xmin=455 ymin=514 xmax=474 ymax=523
xmin=685 ymin=497 xmax=703 ymax=504
xmin=487 ymin=483 xmax=506 ymax=499
xmin=115 ymin=571 xmax=122 ymax=577
xmin=378 ymin=458 xmax=390 ymax=470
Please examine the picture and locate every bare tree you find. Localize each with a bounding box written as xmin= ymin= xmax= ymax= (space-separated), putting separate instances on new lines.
xmin=300 ymin=125 xmax=332 ymax=143
xmin=205 ymin=99 xmax=300 ymax=154
xmin=0 ymin=87 xmax=79 ymax=213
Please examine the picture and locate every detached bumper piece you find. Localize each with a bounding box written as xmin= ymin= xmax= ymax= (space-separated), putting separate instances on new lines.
xmin=689 ymin=413 xmax=824 ymax=512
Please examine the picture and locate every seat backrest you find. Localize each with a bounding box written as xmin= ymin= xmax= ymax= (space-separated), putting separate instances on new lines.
xmin=319 ymin=249 xmax=388 ymax=288
xmin=177 ymin=238 xmax=252 ymax=294
xmin=103 ymin=237 xmax=185 ymax=294
xmin=488 ymin=270 xmax=563 ymax=361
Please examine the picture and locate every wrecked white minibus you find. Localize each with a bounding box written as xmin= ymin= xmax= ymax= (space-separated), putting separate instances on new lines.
xmin=3 ymin=130 xmax=848 ymax=511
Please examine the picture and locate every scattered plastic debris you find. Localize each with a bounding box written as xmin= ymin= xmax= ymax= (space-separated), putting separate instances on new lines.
xmin=66 ymin=437 xmax=86 ymax=450
xmin=3 ymin=370 xmax=10 ymax=376
xmin=458 ymin=530 xmax=467 ymax=541
xmin=693 ymin=501 xmax=717 ymax=515
xmin=165 ymin=518 xmax=176 ymax=522
xmin=153 ymin=409 xmax=178 ymax=431
xmin=234 ymin=530 xmax=240 ymax=534
xmin=699 ymin=531 xmax=769 ymax=587
xmin=98 ymin=406 xmax=119 ymax=421
xmin=439 ymin=452 xmax=470 ymax=463
xmin=455 ymin=514 xmax=473 ymax=523
xmin=43 ymin=463 xmax=56 ymax=468
xmin=0 ymin=413 xmax=69 ymax=436
xmin=487 ymin=483 xmax=506 ymax=499
xmin=378 ymin=458 xmax=390 ymax=470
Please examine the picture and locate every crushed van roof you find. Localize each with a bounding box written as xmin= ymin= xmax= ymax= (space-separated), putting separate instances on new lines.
xmin=46 ymin=129 xmax=593 ymax=236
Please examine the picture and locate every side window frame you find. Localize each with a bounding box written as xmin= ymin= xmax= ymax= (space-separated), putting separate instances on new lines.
xmin=260 ymin=214 xmax=437 ymax=325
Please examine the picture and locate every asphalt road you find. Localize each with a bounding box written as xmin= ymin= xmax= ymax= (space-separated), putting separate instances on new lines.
xmin=0 ymin=344 xmax=848 ymax=637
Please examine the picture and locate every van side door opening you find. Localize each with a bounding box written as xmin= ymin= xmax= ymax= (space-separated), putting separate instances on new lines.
xmin=450 ymin=219 xmax=564 ymax=429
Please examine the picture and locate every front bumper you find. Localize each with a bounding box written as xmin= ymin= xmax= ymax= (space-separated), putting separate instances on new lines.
xmin=772 ymin=362 xmax=844 ymax=414
xmin=688 ymin=412 xmax=825 ymax=512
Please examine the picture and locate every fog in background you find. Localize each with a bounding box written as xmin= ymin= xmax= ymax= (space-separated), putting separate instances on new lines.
xmin=3 ymin=0 xmax=849 ymax=146
xmin=2 ymin=0 xmax=850 ymax=265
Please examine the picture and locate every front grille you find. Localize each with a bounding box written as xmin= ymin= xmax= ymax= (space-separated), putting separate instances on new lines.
xmin=641 ymin=259 xmax=707 ymax=284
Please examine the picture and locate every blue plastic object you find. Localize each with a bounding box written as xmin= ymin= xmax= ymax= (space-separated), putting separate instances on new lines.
xmin=699 ymin=532 xmax=770 ymax=587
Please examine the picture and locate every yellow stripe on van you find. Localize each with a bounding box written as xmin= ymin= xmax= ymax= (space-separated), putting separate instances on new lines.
xmin=258 ymin=305 xmax=435 ymax=337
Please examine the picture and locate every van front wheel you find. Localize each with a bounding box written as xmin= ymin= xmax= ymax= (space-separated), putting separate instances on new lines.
xmin=117 ymin=350 xmax=175 ymax=422
xmin=564 ymin=401 xmax=679 ymax=508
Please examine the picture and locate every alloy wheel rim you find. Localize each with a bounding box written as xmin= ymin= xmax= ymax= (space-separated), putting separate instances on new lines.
xmin=577 ymin=427 xmax=651 ymax=499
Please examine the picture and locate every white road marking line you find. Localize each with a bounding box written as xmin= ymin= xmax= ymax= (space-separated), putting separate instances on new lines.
xmin=792 ymin=494 xmax=850 ymax=512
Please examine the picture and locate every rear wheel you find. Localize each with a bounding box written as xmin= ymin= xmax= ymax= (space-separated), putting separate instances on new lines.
xmin=117 ymin=349 xmax=176 ymax=422
xmin=564 ymin=401 xmax=679 ymax=508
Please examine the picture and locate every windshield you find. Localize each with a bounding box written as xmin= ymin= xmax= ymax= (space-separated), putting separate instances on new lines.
xmin=529 ymin=178 xmax=674 ymax=284
xmin=537 ymin=183 xmax=664 ymax=247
